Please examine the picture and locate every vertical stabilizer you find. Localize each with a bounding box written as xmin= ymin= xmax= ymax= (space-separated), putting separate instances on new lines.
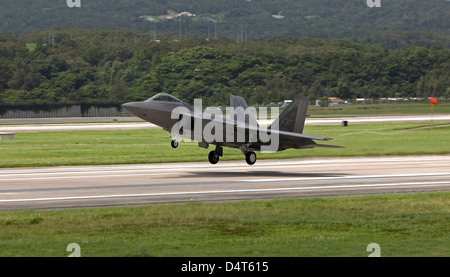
xmin=230 ymin=95 xmax=259 ymax=127
xmin=269 ymin=95 xmax=309 ymax=134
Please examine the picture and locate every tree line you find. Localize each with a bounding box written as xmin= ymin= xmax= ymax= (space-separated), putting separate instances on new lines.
xmin=0 ymin=29 xmax=449 ymax=106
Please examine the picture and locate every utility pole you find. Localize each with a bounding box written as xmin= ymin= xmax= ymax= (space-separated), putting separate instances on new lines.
xmin=237 ymin=25 xmax=246 ymax=44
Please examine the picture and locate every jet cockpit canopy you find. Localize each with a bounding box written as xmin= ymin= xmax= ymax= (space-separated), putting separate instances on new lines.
xmin=146 ymin=93 xmax=182 ymax=103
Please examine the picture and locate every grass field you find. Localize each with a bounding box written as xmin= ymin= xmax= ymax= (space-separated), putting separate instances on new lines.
xmin=0 ymin=122 xmax=449 ymax=168
xmin=0 ymin=192 xmax=448 ymax=257
xmin=308 ymin=103 xmax=450 ymax=115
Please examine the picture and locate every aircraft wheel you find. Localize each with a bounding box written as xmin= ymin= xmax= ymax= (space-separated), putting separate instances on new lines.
xmin=245 ymin=151 xmax=257 ymax=165
xmin=171 ymin=139 xmax=179 ymax=149
xmin=208 ymin=151 xmax=220 ymax=164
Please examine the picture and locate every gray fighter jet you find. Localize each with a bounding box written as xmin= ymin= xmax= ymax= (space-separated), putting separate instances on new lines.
xmin=122 ymin=93 xmax=340 ymax=165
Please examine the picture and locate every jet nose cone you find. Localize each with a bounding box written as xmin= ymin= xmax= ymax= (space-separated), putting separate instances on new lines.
xmin=121 ymin=102 xmax=134 ymax=109
xmin=122 ymin=102 xmax=145 ymax=116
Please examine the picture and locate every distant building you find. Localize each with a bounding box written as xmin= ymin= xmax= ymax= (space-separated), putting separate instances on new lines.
xmin=316 ymin=97 xmax=347 ymax=107
xmin=356 ymin=98 xmax=373 ymax=104
xmin=272 ymin=12 xmax=285 ymax=19
xmin=327 ymin=97 xmax=346 ymax=106
xmin=281 ymin=100 xmax=292 ymax=108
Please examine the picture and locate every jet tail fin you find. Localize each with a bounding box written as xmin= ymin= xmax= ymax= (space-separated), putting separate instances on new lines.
xmin=230 ymin=95 xmax=259 ymax=127
xmin=269 ymin=94 xmax=309 ymax=134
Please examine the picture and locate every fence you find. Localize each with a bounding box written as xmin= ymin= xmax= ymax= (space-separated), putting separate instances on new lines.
xmin=0 ymin=103 xmax=123 ymax=119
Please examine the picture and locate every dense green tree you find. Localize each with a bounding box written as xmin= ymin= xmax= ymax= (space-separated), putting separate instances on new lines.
xmin=0 ymin=29 xmax=449 ymax=106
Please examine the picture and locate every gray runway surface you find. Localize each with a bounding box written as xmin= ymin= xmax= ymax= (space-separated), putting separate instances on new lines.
xmin=1 ymin=114 xmax=450 ymax=132
xmin=1 ymin=155 xmax=449 ymax=210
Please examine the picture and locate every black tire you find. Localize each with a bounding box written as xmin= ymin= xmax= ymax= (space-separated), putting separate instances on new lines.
xmin=245 ymin=151 xmax=257 ymax=165
xmin=171 ymin=139 xmax=179 ymax=148
xmin=208 ymin=151 xmax=220 ymax=164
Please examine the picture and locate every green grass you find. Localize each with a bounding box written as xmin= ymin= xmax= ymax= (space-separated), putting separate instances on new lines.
xmin=0 ymin=192 xmax=448 ymax=257
xmin=0 ymin=122 xmax=449 ymax=168
xmin=308 ymin=103 xmax=450 ymax=115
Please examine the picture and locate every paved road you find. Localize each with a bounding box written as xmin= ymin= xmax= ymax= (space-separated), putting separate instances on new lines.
xmin=1 ymin=114 xmax=450 ymax=132
xmin=0 ymin=155 xmax=449 ymax=210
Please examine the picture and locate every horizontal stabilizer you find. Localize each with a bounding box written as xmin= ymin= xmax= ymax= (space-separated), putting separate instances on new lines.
xmin=311 ymin=144 xmax=344 ymax=148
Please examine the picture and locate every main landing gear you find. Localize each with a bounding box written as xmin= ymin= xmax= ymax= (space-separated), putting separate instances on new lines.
xmin=207 ymin=145 xmax=257 ymax=166
xmin=241 ymin=145 xmax=256 ymax=165
xmin=208 ymin=151 xmax=220 ymax=164
xmin=245 ymin=151 xmax=257 ymax=165
xmin=170 ymin=140 xmax=257 ymax=165
xmin=208 ymin=145 xmax=223 ymax=165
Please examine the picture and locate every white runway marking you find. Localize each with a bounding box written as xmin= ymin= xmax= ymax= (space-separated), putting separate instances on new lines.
xmin=243 ymin=172 xmax=450 ymax=183
xmin=1 ymin=181 xmax=449 ymax=204
xmin=0 ymin=172 xmax=177 ymax=181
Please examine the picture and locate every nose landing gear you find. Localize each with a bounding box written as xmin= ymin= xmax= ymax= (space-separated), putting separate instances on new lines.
xmin=171 ymin=139 xmax=179 ymax=148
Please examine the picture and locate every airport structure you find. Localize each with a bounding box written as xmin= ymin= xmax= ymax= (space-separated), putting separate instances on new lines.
xmin=0 ymin=103 xmax=122 ymax=119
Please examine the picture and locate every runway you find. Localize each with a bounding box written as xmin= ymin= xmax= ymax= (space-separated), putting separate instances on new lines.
xmin=1 ymin=114 xmax=450 ymax=132
xmin=0 ymin=155 xmax=449 ymax=210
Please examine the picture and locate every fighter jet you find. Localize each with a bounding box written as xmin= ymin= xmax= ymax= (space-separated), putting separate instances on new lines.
xmin=122 ymin=93 xmax=340 ymax=165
